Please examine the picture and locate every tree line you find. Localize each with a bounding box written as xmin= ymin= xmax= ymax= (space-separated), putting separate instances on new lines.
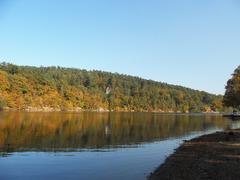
xmin=0 ymin=62 xmax=223 ymax=112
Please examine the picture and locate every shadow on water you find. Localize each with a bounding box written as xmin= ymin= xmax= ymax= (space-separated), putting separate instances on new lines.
xmin=0 ymin=112 xmax=235 ymax=153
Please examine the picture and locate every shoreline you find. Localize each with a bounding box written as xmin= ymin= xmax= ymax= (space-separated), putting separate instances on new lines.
xmin=148 ymin=129 xmax=240 ymax=180
xmin=0 ymin=107 xmax=222 ymax=114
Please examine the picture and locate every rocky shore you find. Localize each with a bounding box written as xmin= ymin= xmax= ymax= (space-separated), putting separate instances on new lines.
xmin=149 ymin=129 xmax=240 ymax=180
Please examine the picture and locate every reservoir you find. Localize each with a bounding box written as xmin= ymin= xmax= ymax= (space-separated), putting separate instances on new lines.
xmin=0 ymin=112 xmax=237 ymax=180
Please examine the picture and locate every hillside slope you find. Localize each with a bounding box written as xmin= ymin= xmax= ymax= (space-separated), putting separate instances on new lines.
xmin=0 ymin=63 xmax=222 ymax=112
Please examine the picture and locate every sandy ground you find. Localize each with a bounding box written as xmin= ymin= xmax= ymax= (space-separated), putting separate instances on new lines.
xmin=149 ymin=129 xmax=240 ymax=180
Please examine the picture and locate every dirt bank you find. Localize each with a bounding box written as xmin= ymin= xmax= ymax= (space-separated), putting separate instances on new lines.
xmin=149 ymin=129 xmax=240 ymax=180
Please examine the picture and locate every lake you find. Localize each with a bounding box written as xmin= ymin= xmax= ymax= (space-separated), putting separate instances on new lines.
xmin=0 ymin=112 xmax=238 ymax=180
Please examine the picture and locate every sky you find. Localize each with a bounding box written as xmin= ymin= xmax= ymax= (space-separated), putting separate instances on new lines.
xmin=0 ymin=0 xmax=240 ymax=95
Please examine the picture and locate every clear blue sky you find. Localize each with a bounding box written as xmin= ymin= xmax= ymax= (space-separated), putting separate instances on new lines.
xmin=0 ymin=0 xmax=239 ymax=94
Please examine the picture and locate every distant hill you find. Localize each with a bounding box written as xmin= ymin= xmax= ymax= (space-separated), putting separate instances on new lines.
xmin=0 ymin=62 xmax=222 ymax=112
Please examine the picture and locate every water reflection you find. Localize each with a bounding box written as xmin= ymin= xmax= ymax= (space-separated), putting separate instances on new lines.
xmin=0 ymin=112 xmax=231 ymax=152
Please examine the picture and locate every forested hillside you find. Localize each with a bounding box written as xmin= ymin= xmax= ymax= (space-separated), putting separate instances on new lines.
xmin=0 ymin=63 xmax=222 ymax=112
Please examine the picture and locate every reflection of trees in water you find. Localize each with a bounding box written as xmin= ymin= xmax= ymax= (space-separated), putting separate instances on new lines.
xmin=0 ymin=112 xmax=230 ymax=152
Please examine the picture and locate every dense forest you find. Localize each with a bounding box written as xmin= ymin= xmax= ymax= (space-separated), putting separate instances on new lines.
xmin=0 ymin=62 xmax=223 ymax=112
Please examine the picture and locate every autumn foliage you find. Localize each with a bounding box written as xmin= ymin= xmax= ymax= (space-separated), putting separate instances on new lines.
xmin=0 ymin=63 xmax=222 ymax=112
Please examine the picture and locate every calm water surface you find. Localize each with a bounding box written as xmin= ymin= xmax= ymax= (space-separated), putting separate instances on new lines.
xmin=0 ymin=112 xmax=238 ymax=180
